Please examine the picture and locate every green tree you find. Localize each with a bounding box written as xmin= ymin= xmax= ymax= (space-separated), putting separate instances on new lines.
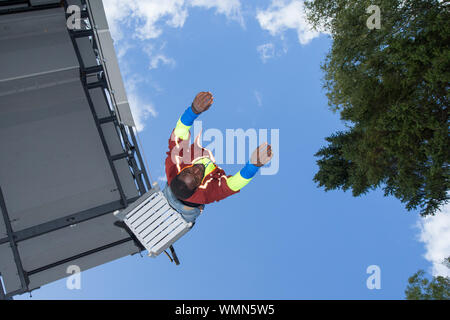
xmin=405 ymin=270 xmax=450 ymax=300
xmin=305 ymin=0 xmax=449 ymax=216
xmin=444 ymin=256 xmax=450 ymax=269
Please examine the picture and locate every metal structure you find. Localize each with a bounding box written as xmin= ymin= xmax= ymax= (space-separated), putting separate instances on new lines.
xmin=0 ymin=0 xmax=151 ymax=299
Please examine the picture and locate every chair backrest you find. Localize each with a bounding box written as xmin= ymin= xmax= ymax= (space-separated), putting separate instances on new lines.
xmin=118 ymin=186 xmax=193 ymax=257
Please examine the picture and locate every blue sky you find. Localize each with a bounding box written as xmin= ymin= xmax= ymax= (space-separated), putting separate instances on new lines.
xmin=17 ymin=0 xmax=449 ymax=300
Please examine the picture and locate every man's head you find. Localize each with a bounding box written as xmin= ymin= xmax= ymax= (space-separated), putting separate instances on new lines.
xmin=170 ymin=164 xmax=205 ymax=200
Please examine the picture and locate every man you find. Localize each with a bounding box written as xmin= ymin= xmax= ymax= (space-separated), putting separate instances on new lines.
xmin=163 ymin=92 xmax=273 ymax=223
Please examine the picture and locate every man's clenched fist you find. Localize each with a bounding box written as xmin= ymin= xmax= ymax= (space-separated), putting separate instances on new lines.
xmin=192 ymin=92 xmax=214 ymax=114
xmin=251 ymin=142 xmax=273 ymax=167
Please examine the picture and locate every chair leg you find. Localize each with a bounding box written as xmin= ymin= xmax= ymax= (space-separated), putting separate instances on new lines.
xmin=169 ymin=245 xmax=180 ymax=265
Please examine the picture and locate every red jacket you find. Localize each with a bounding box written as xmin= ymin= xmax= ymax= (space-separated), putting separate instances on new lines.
xmin=165 ymin=129 xmax=239 ymax=204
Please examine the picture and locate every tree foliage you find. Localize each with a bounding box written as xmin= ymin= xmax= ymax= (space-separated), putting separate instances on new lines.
xmin=445 ymin=256 xmax=450 ymax=269
xmin=405 ymin=269 xmax=450 ymax=300
xmin=306 ymin=0 xmax=449 ymax=215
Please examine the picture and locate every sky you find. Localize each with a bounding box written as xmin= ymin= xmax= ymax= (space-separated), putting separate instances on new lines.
xmin=17 ymin=0 xmax=449 ymax=300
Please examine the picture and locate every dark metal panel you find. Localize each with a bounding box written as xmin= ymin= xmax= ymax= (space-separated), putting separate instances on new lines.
xmin=78 ymin=74 xmax=129 ymax=208
xmin=0 ymin=7 xmax=78 ymax=81
xmin=0 ymin=244 xmax=22 ymax=294
xmin=0 ymin=188 xmax=27 ymax=294
xmin=0 ymin=1 xmax=61 ymax=15
xmin=65 ymin=0 xmax=82 ymax=7
xmin=114 ymin=158 xmax=141 ymax=199
xmin=0 ymin=197 xmax=139 ymax=245
xmin=0 ymin=218 xmax=5 ymax=239
xmin=27 ymin=239 xmax=140 ymax=290
xmin=0 ymin=79 xmax=124 ymax=231
xmin=76 ymin=37 xmax=98 ymax=68
xmin=0 ymin=66 xmax=80 ymax=100
xmin=0 ymin=1 xmax=28 ymax=6
xmin=30 ymin=0 xmax=61 ymax=5
xmin=0 ymin=1 xmax=28 ymax=12
xmin=90 ymin=87 xmax=112 ymax=119
xmin=18 ymin=212 xmax=135 ymax=271
xmin=100 ymin=123 xmax=126 ymax=156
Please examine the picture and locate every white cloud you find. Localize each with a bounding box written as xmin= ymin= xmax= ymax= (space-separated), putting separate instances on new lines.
xmin=190 ymin=0 xmax=244 ymax=26
xmin=102 ymin=0 xmax=133 ymax=40
xmin=416 ymin=203 xmax=450 ymax=277
xmin=116 ymin=41 xmax=134 ymax=60
xmin=143 ymin=43 xmax=176 ymax=70
xmin=124 ymin=76 xmax=158 ymax=131
xmin=256 ymin=0 xmax=321 ymax=45
xmin=103 ymin=0 xmax=188 ymax=40
xmin=149 ymin=54 xmax=176 ymax=70
xmin=103 ymin=0 xmax=243 ymax=41
xmin=102 ymin=0 xmax=244 ymax=130
xmin=128 ymin=92 xmax=157 ymax=132
xmin=257 ymin=43 xmax=275 ymax=63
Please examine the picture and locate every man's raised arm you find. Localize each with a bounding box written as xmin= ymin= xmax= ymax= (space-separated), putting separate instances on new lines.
xmin=173 ymin=92 xmax=214 ymax=141
xmin=226 ymin=142 xmax=273 ymax=191
xmin=203 ymin=143 xmax=273 ymax=203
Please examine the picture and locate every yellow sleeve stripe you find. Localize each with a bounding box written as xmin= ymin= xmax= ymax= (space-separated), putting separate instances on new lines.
xmin=174 ymin=118 xmax=191 ymax=140
xmin=226 ymin=171 xmax=252 ymax=192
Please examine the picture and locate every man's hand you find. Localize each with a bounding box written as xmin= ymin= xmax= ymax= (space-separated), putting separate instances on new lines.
xmin=250 ymin=142 xmax=273 ymax=167
xmin=192 ymin=92 xmax=214 ymax=114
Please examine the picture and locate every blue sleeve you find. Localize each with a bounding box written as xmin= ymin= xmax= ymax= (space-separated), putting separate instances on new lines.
xmin=180 ymin=105 xmax=199 ymax=126
xmin=240 ymin=162 xmax=259 ymax=179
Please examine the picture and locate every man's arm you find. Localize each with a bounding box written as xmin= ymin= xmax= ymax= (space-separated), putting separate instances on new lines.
xmin=173 ymin=92 xmax=214 ymax=141
xmin=199 ymin=143 xmax=273 ymax=203
xmin=167 ymin=92 xmax=214 ymax=170
xmin=226 ymin=142 xmax=273 ymax=191
xmin=225 ymin=162 xmax=260 ymax=192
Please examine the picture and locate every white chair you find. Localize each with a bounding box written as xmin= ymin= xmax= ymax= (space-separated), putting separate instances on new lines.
xmin=114 ymin=183 xmax=193 ymax=262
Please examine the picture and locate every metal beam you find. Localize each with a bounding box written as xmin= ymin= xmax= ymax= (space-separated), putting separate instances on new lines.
xmin=27 ymin=237 xmax=136 ymax=276
xmin=116 ymin=125 xmax=146 ymax=194
xmin=0 ymin=0 xmax=28 ymax=6
xmin=83 ymin=65 xmax=103 ymax=75
xmin=0 ymin=1 xmax=61 ymax=15
xmin=0 ymin=197 xmax=140 ymax=245
xmin=0 ymin=273 xmax=6 ymax=300
xmin=0 ymin=187 xmax=29 ymax=293
xmin=128 ymin=126 xmax=152 ymax=190
xmin=69 ymin=0 xmax=150 ymax=197
xmin=86 ymin=80 xmax=106 ymax=89
xmin=99 ymin=87 xmax=149 ymax=195
xmin=98 ymin=115 xmax=116 ymax=124
xmin=70 ymin=29 xmax=94 ymax=38
xmin=66 ymin=0 xmax=152 ymax=213
xmin=111 ymin=151 xmax=130 ymax=161
xmin=64 ymin=3 xmax=130 ymax=208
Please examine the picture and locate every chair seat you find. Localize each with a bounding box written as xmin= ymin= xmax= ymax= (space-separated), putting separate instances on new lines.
xmin=116 ymin=185 xmax=193 ymax=257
